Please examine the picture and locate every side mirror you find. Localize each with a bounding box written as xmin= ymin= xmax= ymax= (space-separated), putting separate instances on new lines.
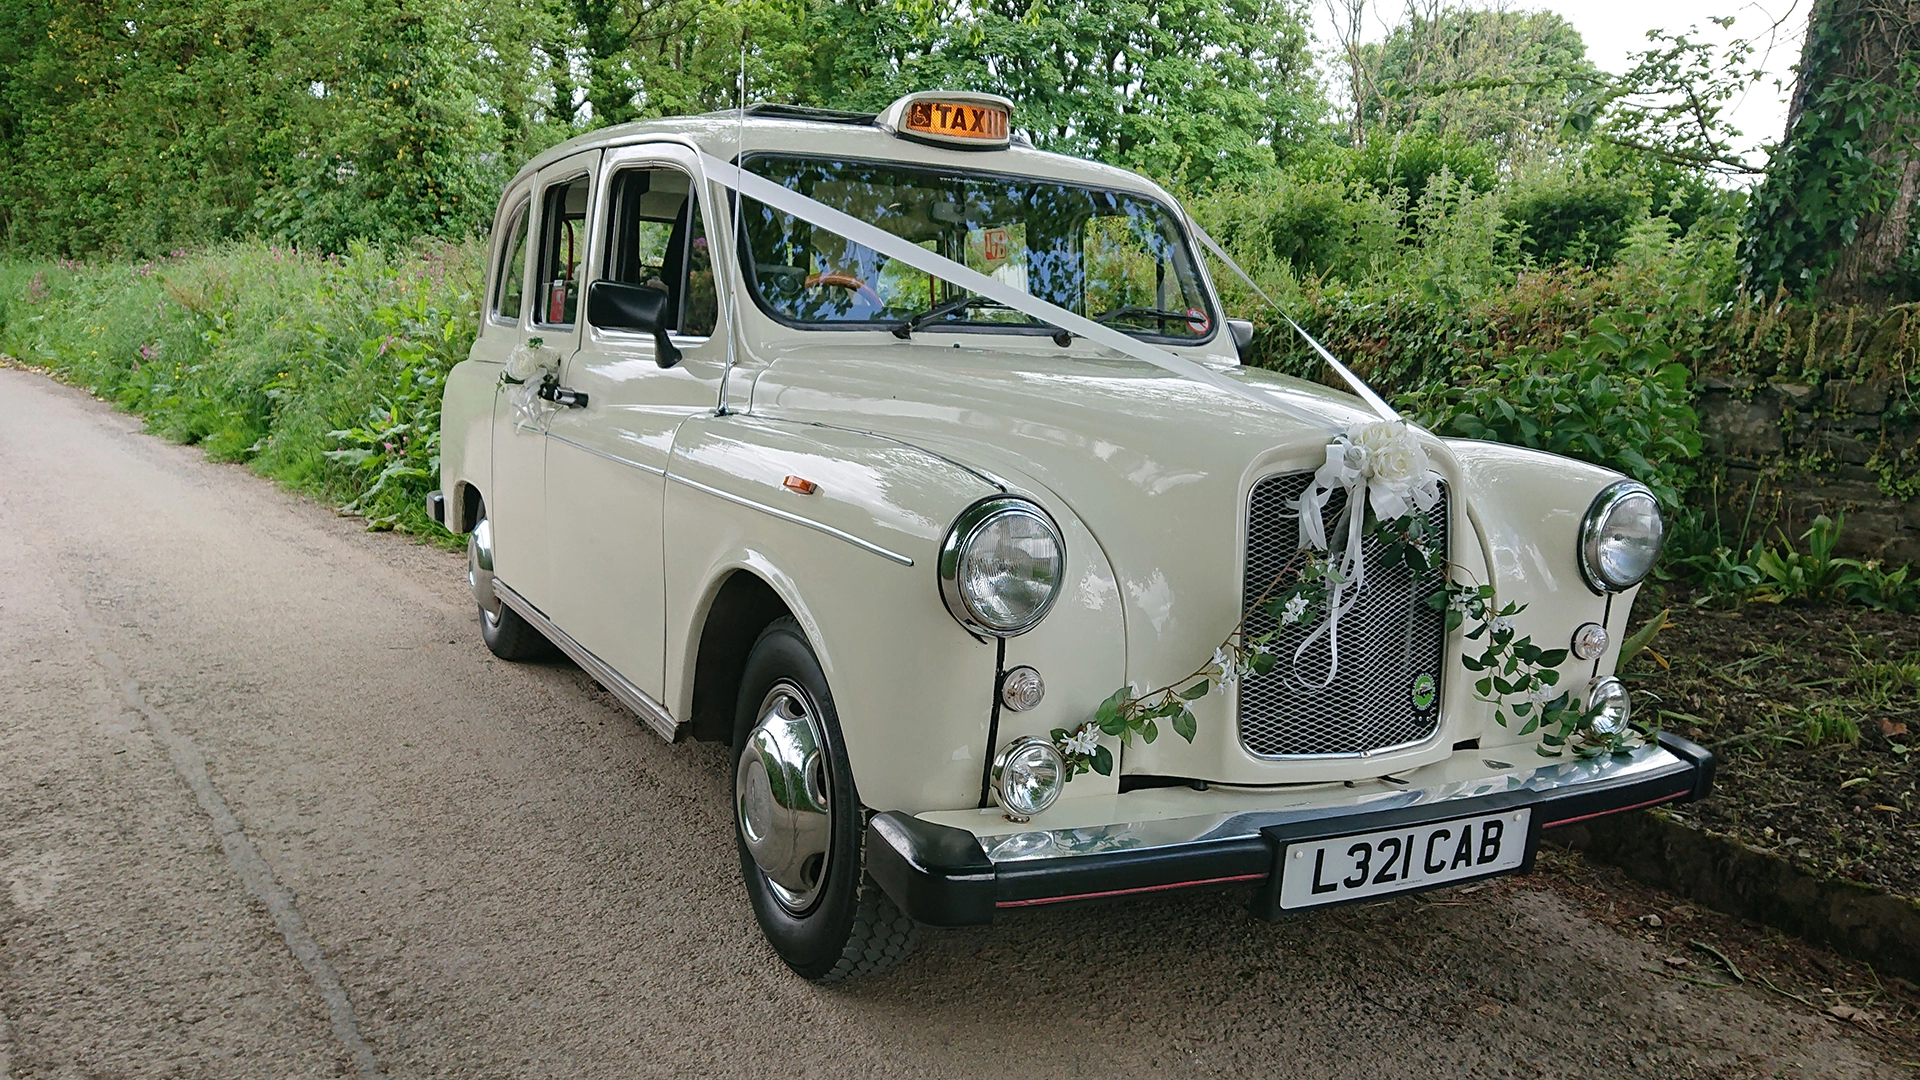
xmin=587 ymin=280 xmax=682 ymax=368
xmin=1228 ymin=318 xmax=1255 ymax=359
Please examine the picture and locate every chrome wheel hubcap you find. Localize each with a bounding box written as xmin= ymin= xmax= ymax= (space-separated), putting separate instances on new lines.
xmin=469 ymin=517 xmax=501 ymax=619
xmin=736 ymin=681 xmax=833 ymax=914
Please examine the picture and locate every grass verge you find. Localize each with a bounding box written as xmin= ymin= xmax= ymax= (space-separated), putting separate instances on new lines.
xmin=0 ymin=242 xmax=484 ymax=544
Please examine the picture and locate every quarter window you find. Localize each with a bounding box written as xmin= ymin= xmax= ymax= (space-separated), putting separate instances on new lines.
xmin=537 ymin=175 xmax=591 ymax=327
xmin=493 ymin=201 xmax=530 ymax=321
xmin=601 ymin=167 xmax=716 ymax=337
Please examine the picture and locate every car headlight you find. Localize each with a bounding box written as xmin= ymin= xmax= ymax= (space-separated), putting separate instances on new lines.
xmin=991 ymin=736 xmax=1065 ymax=821
xmin=1582 ymin=676 xmax=1632 ymax=737
xmin=938 ymin=496 xmax=1064 ymax=636
xmin=1578 ymin=480 xmax=1664 ymax=593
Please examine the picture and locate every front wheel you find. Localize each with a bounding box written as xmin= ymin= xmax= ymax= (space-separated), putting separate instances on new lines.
xmin=732 ymin=618 xmax=916 ymax=982
xmin=469 ymin=509 xmax=554 ymax=661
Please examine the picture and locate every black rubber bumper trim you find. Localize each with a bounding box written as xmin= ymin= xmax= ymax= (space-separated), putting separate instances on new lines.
xmin=866 ymin=742 xmax=1715 ymax=925
xmin=426 ymin=489 xmax=448 ymax=526
xmin=864 ymin=812 xmax=996 ymax=927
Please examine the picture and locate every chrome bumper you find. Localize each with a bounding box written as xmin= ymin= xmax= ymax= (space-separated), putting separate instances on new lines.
xmin=866 ymin=732 xmax=1714 ymax=926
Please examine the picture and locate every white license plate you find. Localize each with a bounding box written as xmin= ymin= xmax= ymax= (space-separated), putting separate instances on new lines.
xmin=1277 ymin=808 xmax=1532 ymax=910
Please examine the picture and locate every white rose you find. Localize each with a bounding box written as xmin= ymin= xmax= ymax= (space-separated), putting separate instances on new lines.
xmin=505 ymin=340 xmax=557 ymax=384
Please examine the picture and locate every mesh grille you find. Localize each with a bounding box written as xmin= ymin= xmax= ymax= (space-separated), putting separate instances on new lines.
xmin=1238 ymin=472 xmax=1449 ymax=758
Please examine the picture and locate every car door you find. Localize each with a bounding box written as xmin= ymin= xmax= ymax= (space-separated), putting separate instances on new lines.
xmin=542 ymin=144 xmax=726 ymax=704
xmin=489 ymin=148 xmax=602 ymax=614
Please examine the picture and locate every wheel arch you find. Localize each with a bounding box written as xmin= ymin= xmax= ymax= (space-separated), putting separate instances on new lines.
xmin=685 ymin=566 xmax=798 ymax=743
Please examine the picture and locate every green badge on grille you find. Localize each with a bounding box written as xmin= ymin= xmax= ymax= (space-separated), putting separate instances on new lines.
xmin=1411 ymin=673 xmax=1437 ymax=710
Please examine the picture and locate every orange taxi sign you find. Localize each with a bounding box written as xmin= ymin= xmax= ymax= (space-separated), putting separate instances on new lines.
xmin=879 ymin=91 xmax=1014 ymax=150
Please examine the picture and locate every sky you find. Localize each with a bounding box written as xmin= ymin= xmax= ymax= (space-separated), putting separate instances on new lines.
xmin=1308 ymin=0 xmax=1810 ymax=170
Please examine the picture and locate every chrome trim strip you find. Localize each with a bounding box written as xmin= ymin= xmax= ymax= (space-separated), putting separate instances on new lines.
xmin=957 ymin=744 xmax=1692 ymax=864
xmin=666 ymin=473 xmax=916 ymax=567
xmin=492 ymin=580 xmax=683 ymax=742
xmin=547 ymin=432 xmax=667 ymax=476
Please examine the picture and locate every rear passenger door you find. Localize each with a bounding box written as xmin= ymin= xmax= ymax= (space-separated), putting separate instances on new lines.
xmin=542 ymin=143 xmax=725 ymax=708
xmin=488 ymin=148 xmax=601 ymax=615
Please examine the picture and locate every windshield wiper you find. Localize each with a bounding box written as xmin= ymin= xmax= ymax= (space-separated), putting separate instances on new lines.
xmin=892 ymin=294 xmax=1074 ymax=347
xmin=1093 ymin=304 xmax=1195 ymax=328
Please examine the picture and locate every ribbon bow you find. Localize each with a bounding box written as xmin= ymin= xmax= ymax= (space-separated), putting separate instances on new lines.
xmin=1289 ymin=422 xmax=1442 ymax=688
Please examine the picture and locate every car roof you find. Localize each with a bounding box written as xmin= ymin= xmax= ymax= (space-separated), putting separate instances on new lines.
xmin=504 ymin=103 xmax=1175 ymax=204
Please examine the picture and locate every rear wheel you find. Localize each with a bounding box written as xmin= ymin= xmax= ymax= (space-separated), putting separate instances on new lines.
xmin=732 ymin=617 xmax=916 ymax=981
xmin=468 ymin=507 xmax=554 ymax=661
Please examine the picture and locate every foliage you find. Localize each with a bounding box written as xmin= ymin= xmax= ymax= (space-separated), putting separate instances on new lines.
xmin=1579 ymin=19 xmax=1764 ymax=175
xmin=1739 ymin=0 xmax=1920 ymax=302
xmin=1502 ymin=166 xmax=1649 ymax=268
xmin=1401 ymin=314 xmax=1703 ymax=508
xmin=1340 ymin=4 xmax=1598 ymax=154
xmin=1668 ymin=511 xmax=1920 ymax=613
xmin=0 ymin=242 xmax=481 ymax=535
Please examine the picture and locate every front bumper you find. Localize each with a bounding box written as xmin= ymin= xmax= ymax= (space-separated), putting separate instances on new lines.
xmin=867 ymin=732 xmax=1714 ymax=926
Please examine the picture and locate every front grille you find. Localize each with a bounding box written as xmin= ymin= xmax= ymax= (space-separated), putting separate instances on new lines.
xmin=1238 ymin=472 xmax=1449 ymax=757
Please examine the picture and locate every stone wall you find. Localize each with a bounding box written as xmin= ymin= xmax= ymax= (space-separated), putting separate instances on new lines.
xmin=1697 ymin=376 xmax=1920 ymax=564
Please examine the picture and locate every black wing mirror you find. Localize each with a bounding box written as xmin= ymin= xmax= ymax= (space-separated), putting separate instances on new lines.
xmin=1227 ymin=318 xmax=1255 ymax=359
xmin=586 ymin=280 xmax=682 ymax=368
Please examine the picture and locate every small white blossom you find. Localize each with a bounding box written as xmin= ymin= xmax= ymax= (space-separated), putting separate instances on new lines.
xmin=1060 ymin=725 xmax=1101 ymax=757
xmin=1491 ymin=615 xmax=1515 ymax=636
xmin=1210 ymin=647 xmax=1239 ymax=690
xmin=1282 ymin=594 xmax=1310 ymax=625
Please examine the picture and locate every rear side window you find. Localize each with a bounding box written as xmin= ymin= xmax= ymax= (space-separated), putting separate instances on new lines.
xmin=493 ymin=201 xmax=530 ymax=321
xmin=601 ymin=167 xmax=715 ymax=337
xmin=537 ymin=175 xmax=591 ymax=326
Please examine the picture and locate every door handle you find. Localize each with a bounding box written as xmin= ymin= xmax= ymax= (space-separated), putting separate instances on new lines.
xmin=538 ymin=382 xmax=590 ymax=408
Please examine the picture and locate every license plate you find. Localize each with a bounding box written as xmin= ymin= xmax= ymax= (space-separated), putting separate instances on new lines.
xmin=1276 ymin=808 xmax=1532 ymax=910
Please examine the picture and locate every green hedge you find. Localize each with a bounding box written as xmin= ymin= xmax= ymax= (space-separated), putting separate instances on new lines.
xmin=0 ymin=242 xmax=482 ymax=538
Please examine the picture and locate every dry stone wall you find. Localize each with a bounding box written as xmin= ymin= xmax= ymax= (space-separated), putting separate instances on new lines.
xmin=1698 ymin=376 xmax=1920 ymax=563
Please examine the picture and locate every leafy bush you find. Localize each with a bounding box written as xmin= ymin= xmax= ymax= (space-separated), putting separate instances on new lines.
xmin=1401 ymin=313 xmax=1702 ymax=507
xmin=1503 ymin=167 xmax=1648 ymax=267
xmin=0 ymin=242 xmax=482 ymax=536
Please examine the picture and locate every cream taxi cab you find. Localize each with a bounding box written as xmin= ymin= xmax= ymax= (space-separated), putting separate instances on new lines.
xmin=427 ymin=92 xmax=1714 ymax=982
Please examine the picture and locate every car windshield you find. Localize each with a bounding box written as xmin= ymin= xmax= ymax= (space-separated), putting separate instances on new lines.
xmin=738 ymin=153 xmax=1219 ymax=342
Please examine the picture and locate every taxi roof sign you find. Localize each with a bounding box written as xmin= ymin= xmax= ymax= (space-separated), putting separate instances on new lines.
xmin=877 ymin=91 xmax=1014 ymax=150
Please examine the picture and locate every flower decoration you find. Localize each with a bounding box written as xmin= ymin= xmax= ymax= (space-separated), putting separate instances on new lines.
xmin=1048 ymin=421 xmax=1647 ymax=790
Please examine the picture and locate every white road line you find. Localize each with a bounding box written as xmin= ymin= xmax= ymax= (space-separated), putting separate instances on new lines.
xmin=60 ymin=584 xmax=387 ymax=1080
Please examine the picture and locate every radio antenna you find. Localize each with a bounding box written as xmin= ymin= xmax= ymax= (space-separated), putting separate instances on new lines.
xmin=714 ymin=33 xmax=748 ymax=416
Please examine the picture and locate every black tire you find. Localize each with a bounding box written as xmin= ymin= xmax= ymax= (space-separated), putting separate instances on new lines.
xmin=733 ymin=617 xmax=917 ymax=982
xmin=470 ymin=505 xmax=555 ymax=662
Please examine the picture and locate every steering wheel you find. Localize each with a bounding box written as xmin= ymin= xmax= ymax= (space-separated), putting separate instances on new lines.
xmin=804 ymin=271 xmax=883 ymax=310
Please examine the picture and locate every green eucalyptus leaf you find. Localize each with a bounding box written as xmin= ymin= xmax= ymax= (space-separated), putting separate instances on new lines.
xmin=1180 ymin=679 xmax=1211 ymax=701
xmin=1093 ymin=745 xmax=1113 ymax=775
xmin=1172 ymin=706 xmax=1198 ymax=743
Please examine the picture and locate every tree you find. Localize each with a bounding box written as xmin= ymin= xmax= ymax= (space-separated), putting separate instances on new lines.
xmin=1356 ymin=4 xmax=1599 ymax=155
xmin=1741 ymin=0 xmax=1920 ymax=303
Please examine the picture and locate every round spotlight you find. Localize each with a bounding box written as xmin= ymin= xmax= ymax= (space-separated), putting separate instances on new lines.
xmin=1570 ymin=622 xmax=1610 ymax=661
xmin=1000 ymin=666 xmax=1045 ymax=712
xmin=1583 ymin=676 xmax=1632 ymax=737
xmin=1578 ymin=481 xmax=1664 ymax=594
xmin=991 ymin=736 xmax=1065 ymax=821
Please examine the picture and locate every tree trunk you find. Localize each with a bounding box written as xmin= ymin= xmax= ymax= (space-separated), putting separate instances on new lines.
xmin=1744 ymin=0 xmax=1920 ymax=303
xmin=1813 ymin=0 xmax=1920 ymax=303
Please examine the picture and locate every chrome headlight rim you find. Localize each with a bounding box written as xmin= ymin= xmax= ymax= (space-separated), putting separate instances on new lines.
xmin=938 ymin=495 xmax=1065 ymax=637
xmin=1578 ymin=480 xmax=1664 ymax=595
xmin=991 ymin=735 xmax=1066 ymax=821
xmin=1582 ymin=675 xmax=1632 ymax=737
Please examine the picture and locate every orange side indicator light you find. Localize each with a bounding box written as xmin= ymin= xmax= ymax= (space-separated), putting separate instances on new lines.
xmin=782 ymin=475 xmax=818 ymax=495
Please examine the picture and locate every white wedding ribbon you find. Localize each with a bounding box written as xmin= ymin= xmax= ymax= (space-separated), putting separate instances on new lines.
xmin=694 ymin=152 xmax=1339 ymax=432
xmin=1185 ymin=219 xmax=1399 ymax=424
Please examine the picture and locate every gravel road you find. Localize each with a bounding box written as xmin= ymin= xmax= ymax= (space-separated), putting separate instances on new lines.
xmin=0 ymin=366 xmax=1906 ymax=1079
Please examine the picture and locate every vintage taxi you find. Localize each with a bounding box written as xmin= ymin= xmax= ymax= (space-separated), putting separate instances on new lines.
xmin=427 ymin=91 xmax=1714 ymax=982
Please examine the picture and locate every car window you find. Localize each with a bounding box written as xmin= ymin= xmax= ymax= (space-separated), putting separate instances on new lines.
xmin=537 ymin=174 xmax=591 ymax=327
xmin=738 ymin=154 xmax=1216 ymax=341
xmin=494 ymin=201 xmax=530 ymax=321
xmin=601 ymin=166 xmax=715 ymax=337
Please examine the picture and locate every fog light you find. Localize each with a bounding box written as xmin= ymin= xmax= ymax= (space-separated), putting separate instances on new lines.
xmin=1583 ymin=676 xmax=1631 ymax=737
xmin=1571 ymin=622 xmax=1609 ymax=661
xmin=1000 ymin=666 xmax=1045 ymax=711
xmin=991 ymin=736 xmax=1065 ymax=822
